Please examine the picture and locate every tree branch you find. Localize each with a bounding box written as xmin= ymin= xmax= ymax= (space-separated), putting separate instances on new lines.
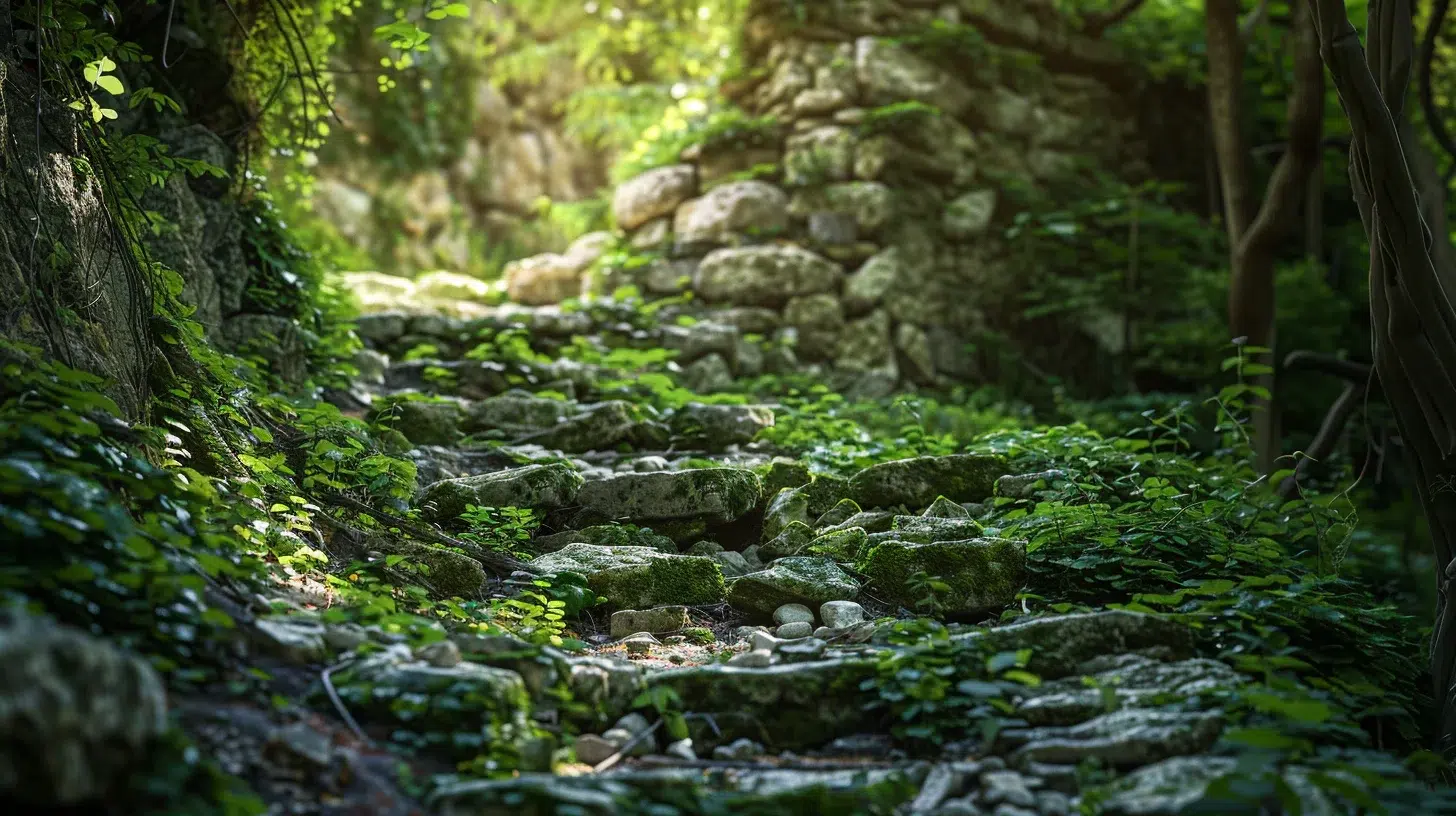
xmin=1419 ymin=0 xmax=1456 ymax=184
xmin=1240 ymin=0 xmax=1273 ymax=43
xmin=1083 ymin=0 xmax=1147 ymax=36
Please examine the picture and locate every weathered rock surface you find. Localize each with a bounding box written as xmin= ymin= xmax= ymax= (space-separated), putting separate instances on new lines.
xmin=530 ymin=545 xmax=725 ymax=608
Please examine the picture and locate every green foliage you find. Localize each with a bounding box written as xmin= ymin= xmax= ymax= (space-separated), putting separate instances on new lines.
xmin=459 ymin=505 xmax=539 ymax=558
xmin=0 ymin=345 xmax=262 ymax=679
xmin=614 ymin=106 xmax=781 ymax=183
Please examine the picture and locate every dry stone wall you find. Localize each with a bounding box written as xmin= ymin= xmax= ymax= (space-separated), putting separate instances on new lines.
xmin=502 ymin=0 xmax=1189 ymax=392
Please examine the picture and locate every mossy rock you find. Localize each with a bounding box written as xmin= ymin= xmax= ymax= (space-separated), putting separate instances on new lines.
xmin=922 ymin=496 xmax=970 ymax=518
xmin=820 ymin=510 xmax=896 ymax=535
xmin=394 ymin=542 xmax=488 ymax=598
xmin=378 ymin=398 xmax=465 ymax=447
xmin=420 ymin=463 xmax=584 ymax=522
xmin=806 ymin=527 xmax=868 ymax=561
xmin=330 ymin=646 xmax=532 ymax=753
xmin=726 ymin=556 xmax=860 ymax=617
xmin=576 ymin=468 xmax=762 ymax=523
xmin=530 ymin=544 xmax=726 ymax=608
xmin=814 ymin=498 xmax=862 ymax=529
xmin=534 ymin=401 xmax=656 ymax=453
xmin=762 ymin=487 xmax=811 ymax=541
xmin=463 ymin=392 xmax=579 ymax=436
xmin=888 ymin=515 xmax=985 ymax=542
xmin=759 ymin=520 xmax=815 ymax=559
xmin=669 ymin=403 xmax=775 ymax=451
xmin=858 ymin=537 xmax=1025 ymax=615
xmin=533 ymin=525 xmax=677 ymax=554
xmin=647 ymin=658 xmax=879 ymax=750
xmin=756 ymin=458 xmax=813 ymax=496
xmin=849 ymin=454 xmax=1009 ymax=509
xmin=800 ymin=474 xmax=852 ymax=516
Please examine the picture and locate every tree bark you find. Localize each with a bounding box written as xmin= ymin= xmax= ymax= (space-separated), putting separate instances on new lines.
xmin=1209 ymin=0 xmax=1325 ymax=474
xmin=1206 ymin=0 xmax=1256 ymax=248
xmin=1305 ymin=0 xmax=1456 ymax=752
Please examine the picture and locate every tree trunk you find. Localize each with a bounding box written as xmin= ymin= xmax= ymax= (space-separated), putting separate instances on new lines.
xmin=1305 ymin=0 xmax=1456 ymax=752
xmin=1209 ymin=0 xmax=1325 ymax=474
xmin=1206 ymin=0 xmax=1256 ymax=248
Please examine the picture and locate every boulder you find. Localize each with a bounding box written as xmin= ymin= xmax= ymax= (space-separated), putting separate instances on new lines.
xmin=415 ymin=270 xmax=495 ymax=303
xmin=784 ymin=125 xmax=855 ymax=185
xmin=673 ymin=180 xmax=789 ymax=246
xmin=575 ymin=468 xmax=762 ymax=523
xmin=858 ymin=537 xmax=1025 ymax=615
xmin=533 ymin=525 xmax=677 ymax=555
xmin=382 ymin=399 xmax=465 ymax=447
xmin=943 ymin=189 xmax=997 ymax=239
xmin=669 ymin=403 xmax=775 ymax=451
xmin=463 ymin=392 xmax=578 ymax=436
xmin=613 ymin=165 xmax=697 ymax=230
xmin=850 ymin=454 xmax=1009 ymax=509
xmin=855 ymin=36 xmax=974 ymax=116
xmin=0 ymin=611 xmax=169 ymax=805
xmin=784 ymin=294 xmax=845 ymax=361
xmin=694 ymin=245 xmax=843 ymax=308
xmin=420 ymin=462 xmax=584 ymax=521
xmin=504 ymin=253 xmax=583 ymax=306
xmin=609 ymin=607 xmax=692 ymax=638
xmin=727 ymin=556 xmax=860 ymax=617
xmin=530 ymin=545 xmax=725 ymax=608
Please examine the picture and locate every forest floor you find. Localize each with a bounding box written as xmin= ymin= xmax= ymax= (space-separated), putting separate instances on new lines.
xmin=175 ymin=278 xmax=1454 ymax=816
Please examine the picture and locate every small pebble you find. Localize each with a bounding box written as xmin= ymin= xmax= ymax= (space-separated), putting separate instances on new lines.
xmin=666 ymin=738 xmax=696 ymax=760
xmin=712 ymin=737 xmax=765 ymax=761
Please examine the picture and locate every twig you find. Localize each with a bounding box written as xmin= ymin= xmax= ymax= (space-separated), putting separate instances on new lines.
xmin=315 ymin=490 xmax=535 ymax=576
xmin=591 ymin=718 xmax=662 ymax=774
xmin=321 ymin=659 xmax=370 ymax=745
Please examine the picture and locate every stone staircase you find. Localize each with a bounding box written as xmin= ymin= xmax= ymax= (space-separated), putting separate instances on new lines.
xmin=215 ymin=287 xmax=1456 ymax=815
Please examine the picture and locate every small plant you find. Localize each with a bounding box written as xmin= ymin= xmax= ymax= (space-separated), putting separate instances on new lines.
xmin=459 ymin=505 xmax=539 ymax=559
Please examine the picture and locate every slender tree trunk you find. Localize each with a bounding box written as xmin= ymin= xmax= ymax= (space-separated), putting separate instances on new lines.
xmin=1209 ymin=0 xmax=1325 ymax=474
xmin=1305 ymin=0 xmax=1456 ymax=752
xmin=1206 ymin=0 xmax=1256 ymax=247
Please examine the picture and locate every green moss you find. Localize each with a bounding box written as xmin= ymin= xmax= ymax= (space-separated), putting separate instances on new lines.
xmin=807 ymin=527 xmax=869 ymax=561
xmin=757 ymin=458 xmax=813 ymax=496
xmin=396 ymin=542 xmax=487 ymax=598
xmin=762 ymin=488 xmax=811 ymax=541
xmin=531 ymin=545 xmax=725 ymax=608
xmin=814 ymin=498 xmax=863 ymax=528
xmin=849 ymin=454 xmax=1009 ymax=510
xmin=858 ymin=538 xmax=1025 ymax=615
xmin=761 ymin=520 xmax=815 ymax=559
xmin=682 ymin=627 xmax=716 ymax=645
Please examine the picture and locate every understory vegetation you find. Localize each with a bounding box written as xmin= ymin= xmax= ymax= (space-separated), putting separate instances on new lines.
xmin=7 ymin=0 xmax=1456 ymax=814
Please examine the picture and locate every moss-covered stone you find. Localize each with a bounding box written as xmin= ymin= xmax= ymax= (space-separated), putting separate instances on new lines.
xmin=952 ymin=610 xmax=1197 ymax=679
xmin=669 ymin=403 xmax=775 ymax=451
xmin=821 ymin=510 xmax=896 ymax=534
xmin=757 ymin=457 xmax=813 ymax=496
xmin=534 ymin=401 xmax=651 ymax=453
xmin=463 ymin=391 xmax=579 ymax=436
xmin=762 ymin=488 xmax=811 ymax=541
xmin=922 ymin=496 xmax=971 ymax=518
xmin=609 ymin=606 xmax=692 ymax=638
xmin=330 ymin=645 xmax=532 ymax=757
xmin=420 ymin=462 xmax=584 ymax=522
xmin=759 ymin=520 xmax=815 ymax=559
xmin=380 ymin=398 xmax=465 ymax=447
xmin=858 ymin=537 xmax=1024 ymax=615
xmin=530 ymin=544 xmax=725 ymax=608
xmin=532 ymin=524 xmax=678 ymax=554
xmin=576 ymin=468 xmax=762 ymax=523
xmin=806 ymin=527 xmax=868 ymax=561
xmin=849 ymin=454 xmax=1009 ymax=509
xmin=394 ymin=542 xmax=488 ymax=598
xmin=814 ymin=498 xmax=863 ymax=529
xmin=646 ymin=658 xmax=879 ymax=750
xmin=800 ymin=473 xmax=852 ymax=516
xmin=727 ymin=556 xmax=860 ymax=617
xmin=889 ymin=515 xmax=985 ymax=542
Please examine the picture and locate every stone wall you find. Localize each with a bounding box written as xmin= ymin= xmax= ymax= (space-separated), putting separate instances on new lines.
xmin=502 ymin=0 xmax=1195 ymax=392
xmin=312 ymin=3 xmax=612 ymax=274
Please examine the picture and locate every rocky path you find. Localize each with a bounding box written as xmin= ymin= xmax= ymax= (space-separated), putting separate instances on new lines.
xmin=217 ymin=299 xmax=1455 ymax=816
